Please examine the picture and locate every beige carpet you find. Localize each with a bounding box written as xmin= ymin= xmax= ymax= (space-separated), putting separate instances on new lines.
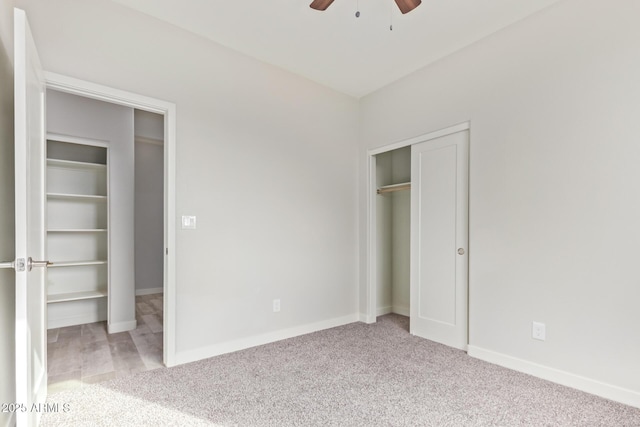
xmin=41 ymin=315 xmax=640 ymax=426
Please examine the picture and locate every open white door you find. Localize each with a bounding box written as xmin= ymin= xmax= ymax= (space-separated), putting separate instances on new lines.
xmin=410 ymin=130 xmax=469 ymax=350
xmin=14 ymin=8 xmax=48 ymax=426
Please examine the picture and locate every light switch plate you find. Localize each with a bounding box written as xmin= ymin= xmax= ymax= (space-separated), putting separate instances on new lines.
xmin=182 ymin=215 xmax=196 ymax=229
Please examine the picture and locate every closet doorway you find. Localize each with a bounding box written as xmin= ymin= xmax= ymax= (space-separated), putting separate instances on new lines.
xmin=367 ymin=123 xmax=469 ymax=351
xmin=43 ymin=72 xmax=177 ymax=372
xmin=45 ymin=91 xmax=169 ymax=392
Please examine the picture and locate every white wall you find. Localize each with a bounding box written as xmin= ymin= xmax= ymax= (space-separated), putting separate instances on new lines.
xmin=375 ymin=147 xmax=410 ymax=316
xmin=390 ymin=148 xmax=410 ymax=315
xmin=134 ymin=137 xmax=163 ymax=293
xmin=0 ymin=1 xmax=15 ymax=425
xmin=16 ymin=0 xmax=359 ymax=360
xmin=375 ymin=153 xmax=392 ymax=314
xmin=134 ymin=109 xmax=163 ymax=141
xmin=47 ymin=89 xmax=136 ymax=331
xmin=133 ymin=109 xmax=163 ymax=293
xmin=360 ymin=0 xmax=640 ymax=404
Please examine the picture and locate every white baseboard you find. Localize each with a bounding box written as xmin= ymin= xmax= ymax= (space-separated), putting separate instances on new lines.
xmin=108 ymin=320 xmax=137 ymax=334
xmin=135 ymin=287 xmax=163 ymax=296
xmin=175 ymin=314 xmax=359 ymax=366
xmin=391 ymin=305 xmax=409 ymax=317
xmin=468 ymin=345 xmax=640 ymax=409
xmin=359 ymin=313 xmax=376 ymax=323
xmin=377 ymin=306 xmax=392 ymax=316
xmin=47 ymin=313 xmax=106 ymax=329
xmin=376 ymin=305 xmax=409 ymax=317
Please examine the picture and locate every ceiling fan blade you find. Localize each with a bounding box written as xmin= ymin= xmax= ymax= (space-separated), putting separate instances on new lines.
xmin=394 ymin=0 xmax=422 ymax=14
xmin=310 ymin=0 xmax=335 ymax=11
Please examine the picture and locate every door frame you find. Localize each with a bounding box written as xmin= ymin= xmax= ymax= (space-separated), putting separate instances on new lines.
xmin=365 ymin=121 xmax=470 ymax=325
xmin=44 ymin=72 xmax=178 ymax=367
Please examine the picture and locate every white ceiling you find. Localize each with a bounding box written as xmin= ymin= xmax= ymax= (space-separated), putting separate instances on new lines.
xmin=110 ymin=0 xmax=563 ymax=98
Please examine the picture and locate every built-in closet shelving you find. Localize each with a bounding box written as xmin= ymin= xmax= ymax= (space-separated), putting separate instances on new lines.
xmin=46 ymin=138 xmax=109 ymax=328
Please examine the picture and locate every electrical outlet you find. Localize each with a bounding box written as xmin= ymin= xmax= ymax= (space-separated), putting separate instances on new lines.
xmin=532 ymin=321 xmax=546 ymax=341
xmin=273 ymin=299 xmax=281 ymax=313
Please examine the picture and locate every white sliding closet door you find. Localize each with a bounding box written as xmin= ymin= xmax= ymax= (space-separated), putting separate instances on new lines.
xmin=410 ymin=130 xmax=469 ymax=350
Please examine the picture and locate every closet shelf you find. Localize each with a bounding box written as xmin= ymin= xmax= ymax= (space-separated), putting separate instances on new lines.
xmin=48 ymin=229 xmax=107 ymax=233
xmin=47 ymin=193 xmax=107 ymax=201
xmin=48 ymin=289 xmax=108 ymax=304
xmin=377 ymin=182 xmax=411 ymax=194
xmin=46 ymin=139 xmax=109 ymax=328
xmin=47 ymin=158 xmax=106 ymax=170
xmin=48 ymin=260 xmax=108 ymax=268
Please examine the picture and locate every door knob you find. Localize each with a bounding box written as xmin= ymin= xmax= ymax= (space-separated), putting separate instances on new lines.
xmin=27 ymin=257 xmax=52 ymax=271
xmin=457 ymin=248 xmax=465 ymax=255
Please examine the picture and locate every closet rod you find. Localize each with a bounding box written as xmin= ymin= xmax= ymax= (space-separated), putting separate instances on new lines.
xmin=377 ymin=182 xmax=411 ymax=194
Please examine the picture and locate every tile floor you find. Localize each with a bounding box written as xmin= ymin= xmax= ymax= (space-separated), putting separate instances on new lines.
xmin=47 ymin=293 xmax=164 ymax=394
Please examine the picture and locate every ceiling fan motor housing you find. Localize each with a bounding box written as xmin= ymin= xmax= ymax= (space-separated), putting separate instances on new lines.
xmin=310 ymin=0 xmax=421 ymax=14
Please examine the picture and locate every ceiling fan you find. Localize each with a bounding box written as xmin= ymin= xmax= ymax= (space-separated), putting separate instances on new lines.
xmin=310 ymin=0 xmax=422 ymax=14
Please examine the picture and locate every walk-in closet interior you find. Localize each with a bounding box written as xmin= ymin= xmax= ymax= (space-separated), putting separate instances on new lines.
xmin=46 ymin=90 xmax=136 ymax=332
xmin=45 ymin=89 xmax=164 ymax=336
xmin=375 ymin=146 xmax=411 ymax=317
